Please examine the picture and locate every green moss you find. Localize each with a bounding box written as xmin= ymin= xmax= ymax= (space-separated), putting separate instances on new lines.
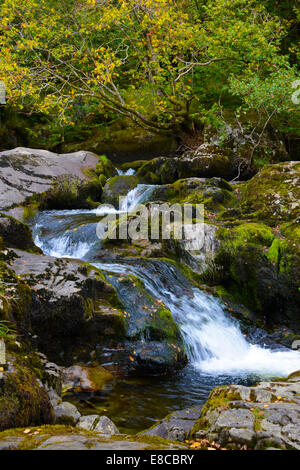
xmin=267 ymin=238 xmax=282 ymax=264
xmin=190 ymin=387 xmax=232 ymax=436
xmin=252 ymin=407 xmax=265 ymax=431
xmin=0 ymin=357 xmax=54 ymax=431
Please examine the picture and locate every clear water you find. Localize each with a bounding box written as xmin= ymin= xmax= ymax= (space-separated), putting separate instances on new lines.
xmin=31 ymin=184 xmax=300 ymax=433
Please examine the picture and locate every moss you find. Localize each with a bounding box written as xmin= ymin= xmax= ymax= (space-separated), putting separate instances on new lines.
xmin=0 ymin=424 xmax=186 ymax=450
xmin=0 ymin=357 xmax=54 ymax=431
xmin=190 ymin=387 xmax=232 ymax=436
xmin=252 ymin=407 xmax=265 ymax=431
xmin=241 ymin=162 xmax=300 ymax=226
xmin=267 ymin=238 xmax=282 ymax=264
xmin=86 ymin=365 xmax=113 ymax=391
xmin=287 ymin=370 xmax=300 ymax=381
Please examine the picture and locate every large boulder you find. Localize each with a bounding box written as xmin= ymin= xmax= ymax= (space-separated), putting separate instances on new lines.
xmin=137 ymin=148 xmax=239 ymax=184
xmin=7 ymin=249 xmax=125 ymax=364
xmin=207 ymin=222 xmax=300 ymax=330
xmin=191 ymin=370 xmax=300 ymax=450
xmin=0 ymin=147 xmax=113 ymax=212
xmin=6 ymin=249 xmax=186 ymax=374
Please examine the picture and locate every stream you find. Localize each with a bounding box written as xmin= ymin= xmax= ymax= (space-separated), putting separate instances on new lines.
xmin=31 ymin=183 xmax=300 ymax=433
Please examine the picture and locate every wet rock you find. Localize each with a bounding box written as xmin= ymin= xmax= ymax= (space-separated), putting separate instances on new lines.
xmin=107 ymin=270 xmax=187 ymax=374
xmin=0 ymin=147 xmax=100 ymax=210
xmin=54 ymin=402 xmax=81 ymax=425
xmin=62 ymin=364 xmax=113 ymax=393
xmin=151 ymin=177 xmax=236 ymax=212
xmin=191 ymin=371 xmax=300 ymax=449
xmin=76 ymin=414 xmax=119 ymax=436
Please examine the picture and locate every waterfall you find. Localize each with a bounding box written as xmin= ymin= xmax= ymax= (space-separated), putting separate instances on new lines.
xmin=31 ymin=182 xmax=300 ymax=379
xmin=116 ymin=168 xmax=136 ymax=176
xmin=92 ymin=261 xmax=300 ymax=377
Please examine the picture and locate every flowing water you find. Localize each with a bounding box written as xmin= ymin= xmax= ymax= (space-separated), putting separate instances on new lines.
xmin=32 ymin=184 xmax=300 ymax=433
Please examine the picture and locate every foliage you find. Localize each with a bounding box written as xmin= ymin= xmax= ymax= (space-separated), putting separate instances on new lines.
xmin=0 ymin=0 xmax=295 ymax=136
xmin=0 ymin=320 xmax=15 ymax=339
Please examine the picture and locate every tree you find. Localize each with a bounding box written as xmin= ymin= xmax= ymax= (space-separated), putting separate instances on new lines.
xmin=0 ymin=0 xmax=291 ymax=134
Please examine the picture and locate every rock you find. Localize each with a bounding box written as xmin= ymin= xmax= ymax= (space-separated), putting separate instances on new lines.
xmin=76 ymin=414 xmax=119 ymax=435
xmin=0 ymin=147 xmax=103 ymax=210
xmin=151 ymin=177 xmax=236 ymax=212
xmin=211 ymin=221 xmax=300 ymax=330
xmin=191 ymin=371 xmax=300 ymax=449
xmin=93 ymin=416 xmax=120 ymax=435
xmin=0 ymin=213 xmax=40 ymax=251
xmin=164 ymin=222 xmax=220 ymax=274
xmin=8 ymin=249 xmax=125 ymax=364
xmin=241 ymin=161 xmax=300 ymax=225
xmin=106 ymin=267 xmax=187 ymax=374
xmin=77 ymin=414 xmax=99 ymax=431
xmin=137 ymin=150 xmax=239 ymax=184
xmin=141 ymin=407 xmax=203 ymax=442
xmin=0 ymin=354 xmax=55 ymax=431
xmin=102 ymin=174 xmax=139 ymax=208
xmin=54 ymin=402 xmax=81 ymax=425
xmin=0 ymin=425 xmax=187 ymax=450
xmin=62 ymin=364 xmax=113 ymax=393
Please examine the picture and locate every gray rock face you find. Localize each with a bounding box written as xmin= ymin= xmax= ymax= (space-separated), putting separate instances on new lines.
xmin=0 ymin=147 xmax=99 ymax=209
xmin=192 ymin=371 xmax=300 ymax=450
xmin=94 ymin=416 xmax=120 ymax=435
xmin=8 ymin=249 xmax=124 ymax=364
xmin=54 ymin=402 xmax=81 ymax=425
xmin=77 ymin=415 xmax=100 ymax=431
xmin=142 ymin=407 xmax=203 ymax=442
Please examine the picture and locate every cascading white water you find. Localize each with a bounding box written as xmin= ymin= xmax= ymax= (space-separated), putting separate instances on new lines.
xmin=116 ymin=168 xmax=136 ymax=176
xmin=92 ymin=261 xmax=300 ymax=377
xmin=32 ymin=182 xmax=300 ymax=379
xmin=120 ymin=184 xmax=157 ymax=212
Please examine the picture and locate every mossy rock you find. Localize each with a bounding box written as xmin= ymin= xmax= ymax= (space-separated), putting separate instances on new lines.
xmin=106 ymin=271 xmax=187 ymax=374
xmin=0 ymin=354 xmax=54 ymax=431
xmin=241 ymin=161 xmax=300 ymax=226
xmin=137 ymin=151 xmax=239 ymax=184
xmin=0 ymin=213 xmax=41 ymax=253
xmin=207 ymin=222 xmax=300 ymax=329
xmin=42 ymin=175 xmax=102 ymax=210
xmin=101 ymin=175 xmax=140 ymax=208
